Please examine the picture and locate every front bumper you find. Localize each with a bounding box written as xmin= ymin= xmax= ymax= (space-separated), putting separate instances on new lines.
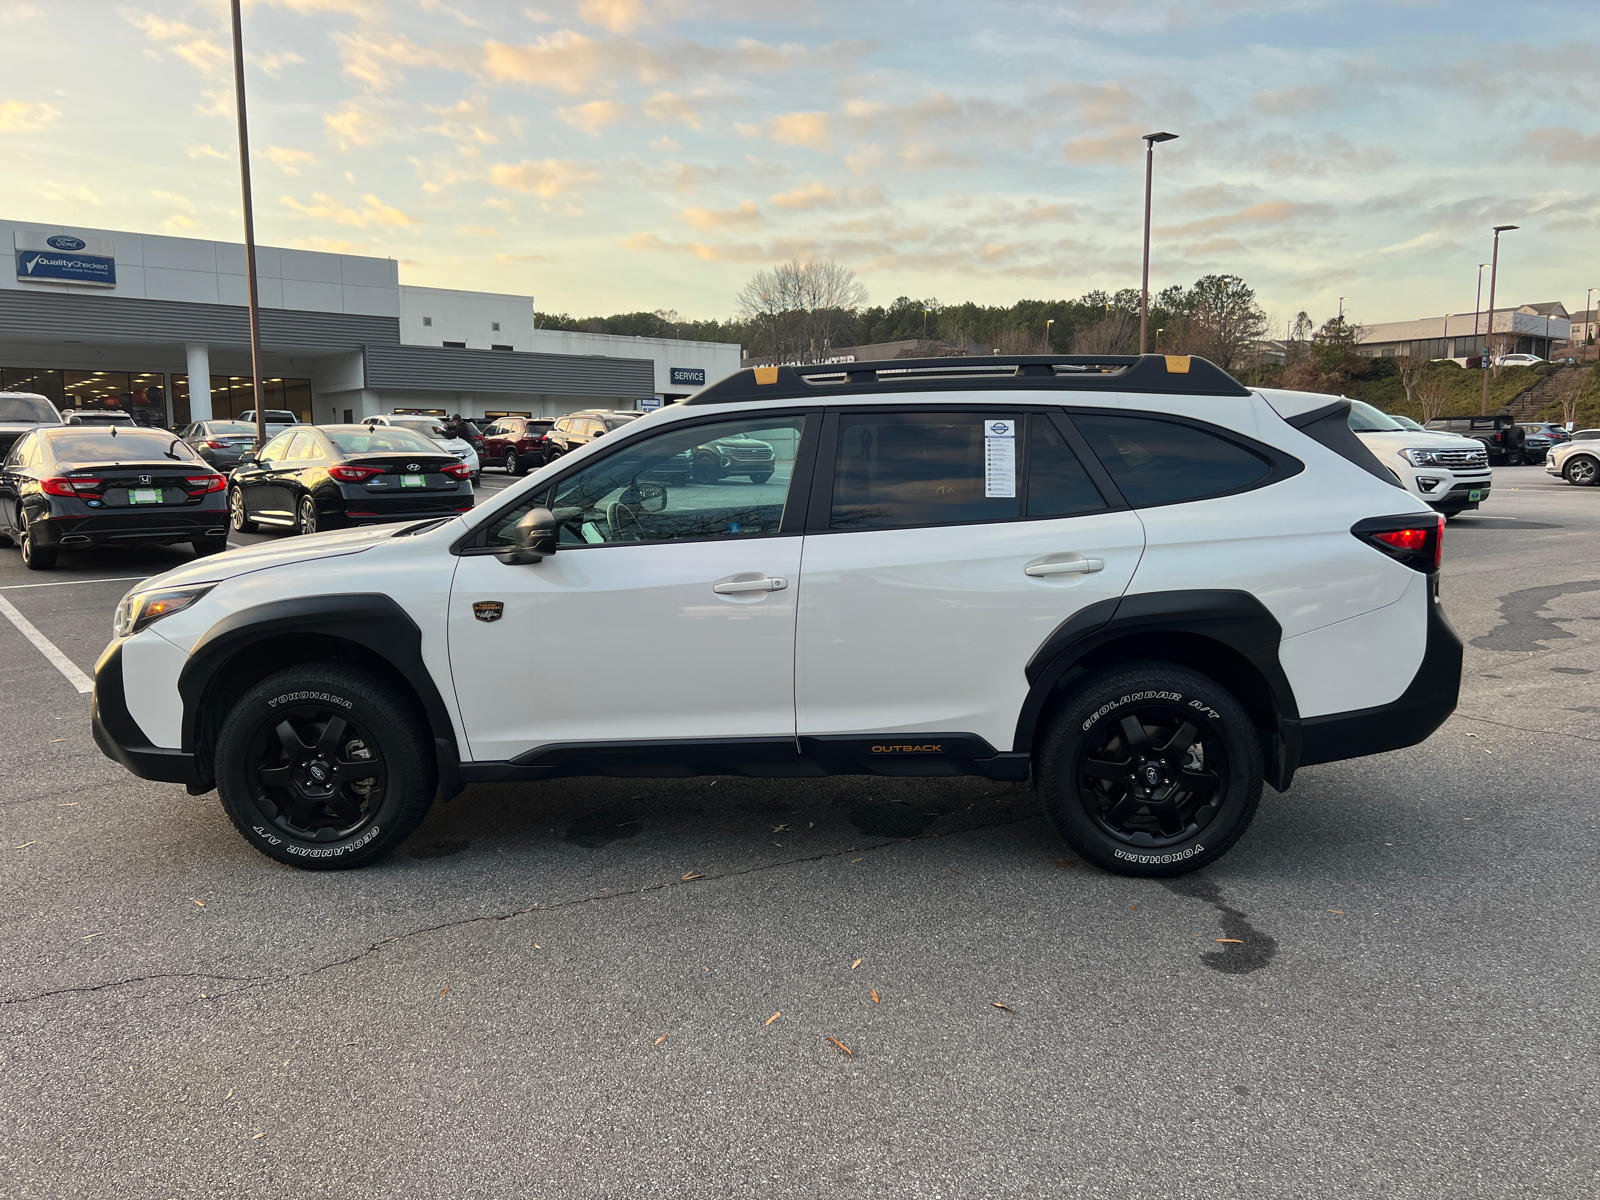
xmin=91 ymin=642 xmax=204 ymax=786
xmin=1424 ymin=479 xmax=1491 ymax=511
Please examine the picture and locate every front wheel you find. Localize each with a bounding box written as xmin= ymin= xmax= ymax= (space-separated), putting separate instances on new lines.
xmin=214 ymin=664 xmax=437 ymax=869
xmin=229 ymin=487 xmax=258 ymax=533
xmin=1035 ymin=661 xmax=1263 ymax=877
xmin=1565 ymin=456 xmax=1599 ymax=486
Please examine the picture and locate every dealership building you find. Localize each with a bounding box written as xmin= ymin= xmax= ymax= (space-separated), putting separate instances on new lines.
xmin=1355 ymin=302 xmax=1571 ymax=362
xmin=1 ymin=218 xmax=740 ymax=427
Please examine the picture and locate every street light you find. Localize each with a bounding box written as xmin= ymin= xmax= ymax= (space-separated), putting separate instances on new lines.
xmin=1473 ymin=262 xmax=1490 ymax=357
xmin=1338 ymin=296 xmax=1348 ymax=322
xmin=1587 ymin=286 xmax=1598 ymax=356
xmin=1481 ymin=224 xmax=1518 ymax=415
xmin=1045 ymin=318 xmax=1054 ymax=350
xmin=228 ymin=0 xmax=267 ymax=450
xmin=1154 ymin=327 xmax=1165 ymax=350
xmin=1139 ymin=131 xmax=1179 ymax=355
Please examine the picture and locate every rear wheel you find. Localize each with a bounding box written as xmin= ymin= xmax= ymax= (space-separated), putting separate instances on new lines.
xmin=1035 ymin=662 xmax=1263 ymax=877
xmin=1565 ymin=456 xmax=1599 ymax=486
xmin=229 ymin=487 xmax=258 ymax=532
xmin=504 ymin=449 xmax=523 ymax=476
xmin=19 ymin=513 xmax=56 ymax=570
xmin=214 ymin=664 xmax=436 ymax=870
xmin=296 ymin=494 xmax=319 ymax=535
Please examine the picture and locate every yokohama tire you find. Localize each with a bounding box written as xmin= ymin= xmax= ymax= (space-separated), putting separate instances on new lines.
xmin=214 ymin=664 xmax=437 ymax=870
xmin=1035 ymin=661 xmax=1263 ymax=877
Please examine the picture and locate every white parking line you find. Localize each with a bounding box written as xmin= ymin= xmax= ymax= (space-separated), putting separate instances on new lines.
xmin=0 ymin=576 xmax=146 ymax=591
xmin=0 ymin=594 xmax=94 ymax=694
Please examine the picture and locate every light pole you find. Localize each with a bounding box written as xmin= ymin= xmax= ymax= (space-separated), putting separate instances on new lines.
xmin=1139 ymin=131 xmax=1179 ymax=355
xmin=1154 ymin=327 xmax=1165 ymax=351
xmin=1587 ymin=287 xmax=1598 ymax=356
xmin=1442 ymin=313 xmax=1450 ymax=360
xmin=1045 ymin=318 xmax=1054 ymax=351
xmin=1338 ymin=296 xmax=1348 ymax=323
xmin=228 ymin=0 xmax=266 ymax=450
xmin=1473 ymin=262 xmax=1489 ymax=354
xmin=1481 ymin=224 xmax=1518 ymax=415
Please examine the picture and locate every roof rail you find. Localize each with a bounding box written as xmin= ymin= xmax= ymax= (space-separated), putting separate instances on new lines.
xmin=684 ymin=353 xmax=1250 ymax=405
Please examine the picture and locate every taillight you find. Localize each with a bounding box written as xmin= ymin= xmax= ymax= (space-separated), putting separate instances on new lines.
xmin=1354 ymin=514 xmax=1443 ymax=572
xmin=442 ymin=462 xmax=473 ymax=479
xmin=205 ymin=439 xmax=228 ymax=448
xmin=330 ymin=464 xmax=383 ymax=482
xmin=185 ymin=474 xmax=226 ymax=494
xmin=41 ymin=477 xmax=82 ymax=497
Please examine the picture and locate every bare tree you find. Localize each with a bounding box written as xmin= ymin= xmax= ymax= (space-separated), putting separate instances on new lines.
xmin=736 ymin=259 xmax=868 ymax=362
xmin=1547 ymin=366 xmax=1587 ymax=430
xmin=1415 ymin=374 xmax=1451 ymax=424
xmin=992 ymin=326 xmax=1051 ymax=355
xmin=1396 ymin=355 xmax=1429 ymax=407
xmin=1072 ymin=310 xmax=1139 ymax=355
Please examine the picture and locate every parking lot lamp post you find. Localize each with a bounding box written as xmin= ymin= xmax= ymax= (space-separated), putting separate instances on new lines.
xmin=1481 ymin=225 xmax=1518 ymax=415
xmin=229 ymin=0 xmax=267 ymax=450
xmin=1338 ymin=296 xmax=1347 ymax=323
xmin=1587 ymin=287 xmax=1597 ymax=355
xmin=1155 ymin=327 xmax=1164 ymax=351
xmin=1045 ymin=318 xmax=1054 ymax=350
xmin=1139 ymin=131 xmax=1179 ymax=355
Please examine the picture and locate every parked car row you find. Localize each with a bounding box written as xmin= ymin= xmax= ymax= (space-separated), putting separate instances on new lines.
xmin=482 ymin=410 xmax=644 ymax=476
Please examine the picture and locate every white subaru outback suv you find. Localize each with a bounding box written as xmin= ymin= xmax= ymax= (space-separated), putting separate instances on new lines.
xmin=1346 ymin=399 xmax=1492 ymax=518
xmin=93 ymin=355 xmax=1461 ymax=877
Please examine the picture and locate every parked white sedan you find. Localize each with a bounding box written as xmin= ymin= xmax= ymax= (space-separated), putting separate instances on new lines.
xmin=363 ymin=414 xmax=481 ymax=481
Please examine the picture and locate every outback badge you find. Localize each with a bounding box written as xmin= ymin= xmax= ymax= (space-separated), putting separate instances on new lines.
xmin=473 ymin=600 xmax=504 ymax=623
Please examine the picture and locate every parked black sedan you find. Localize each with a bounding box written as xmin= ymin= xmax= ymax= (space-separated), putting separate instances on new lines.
xmin=228 ymin=424 xmax=475 ymax=536
xmin=0 ymin=426 xmax=229 ymax=569
xmin=180 ymin=420 xmax=261 ymax=471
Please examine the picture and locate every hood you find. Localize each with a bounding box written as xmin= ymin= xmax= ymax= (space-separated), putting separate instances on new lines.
xmin=1354 ymin=429 xmax=1482 ymax=451
xmin=134 ymin=523 xmax=418 ymax=592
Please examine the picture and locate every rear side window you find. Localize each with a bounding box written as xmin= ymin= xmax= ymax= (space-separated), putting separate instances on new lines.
xmin=830 ymin=412 xmax=1021 ymax=530
xmin=1027 ymin=416 xmax=1107 ymax=518
xmin=1072 ymin=414 xmax=1271 ymax=507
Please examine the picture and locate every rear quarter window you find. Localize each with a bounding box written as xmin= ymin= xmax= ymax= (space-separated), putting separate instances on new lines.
xmin=1071 ymin=414 xmax=1276 ymax=507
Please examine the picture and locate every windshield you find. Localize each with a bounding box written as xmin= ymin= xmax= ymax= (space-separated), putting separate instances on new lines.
xmin=325 ymin=427 xmax=439 ymax=455
xmin=44 ymin=429 xmax=197 ymax=462
xmin=603 ymin=413 xmax=643 ymax=430
xmin=1347 ymin=400 xmax=1406 ymax=433
xmin=0 ymin=395 xmax=58 ymax=422
xmin=390 ymin=417 xmax=451 ymax=440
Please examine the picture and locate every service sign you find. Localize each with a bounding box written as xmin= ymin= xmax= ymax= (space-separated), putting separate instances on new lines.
xmin=669 ymin=367 xmax=705 ymax=387
xmin=14 ymin=230 xmax=116 ymax=287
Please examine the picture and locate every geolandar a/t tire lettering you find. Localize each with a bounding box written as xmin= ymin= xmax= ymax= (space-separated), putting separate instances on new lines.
xmin=213 ymin=664 xmax=436 ymax=870
xmin=1035 ymin=661 xmax=1264 ymax=878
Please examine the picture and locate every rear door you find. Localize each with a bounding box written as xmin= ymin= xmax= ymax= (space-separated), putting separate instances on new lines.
xmin=795 ymin=409 xmax=1145 ymax=755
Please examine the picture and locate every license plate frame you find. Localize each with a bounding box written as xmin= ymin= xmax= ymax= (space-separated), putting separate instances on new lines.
xmin=401 ymin=474 xmax=425 ymax=488
xmin=1467 ymin=489 xmax=1483 ymax=502
xmin=129 ymin=487 xmax=163 ymax=505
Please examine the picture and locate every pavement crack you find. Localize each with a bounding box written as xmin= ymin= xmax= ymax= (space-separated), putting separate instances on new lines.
xmin=1453 ymin=712 xmax=1600 ymax=744
xmin=2 ymin=971 xmax=262 ymax=1008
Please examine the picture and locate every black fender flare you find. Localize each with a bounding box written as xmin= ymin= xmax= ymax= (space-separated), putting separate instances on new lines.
xmin=1013 ymin=589 xmax=1302 ymax=790
xmin=176 ymin=592 xmax=462 ymax=798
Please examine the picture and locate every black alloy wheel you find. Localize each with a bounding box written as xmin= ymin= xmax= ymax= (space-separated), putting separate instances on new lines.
xmin=1565 ymin=456 xmax=1598 ymax=486
xmin=1036 ymin=662 xmax=1262 ymax=877
xmin=229 ymin=487 xmax=258 ymax=532
xmin=691 ymin=456 xmax=720 ymax=485
xmin=505 ymin=449 xmax=522 ymax=476
xmin=297 ymin=494 xmax=319 ymax=535
xmin=19 ymin=512 xmax=56 ymax=570
xmin=750 ymin=472 xmax=773 ymax=484
xmin=214 ymin=665 xmax=436 ymax=869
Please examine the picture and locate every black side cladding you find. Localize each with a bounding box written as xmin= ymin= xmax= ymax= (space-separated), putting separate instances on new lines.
xmin=1285 ymin=399 xmax=1400 ymax=486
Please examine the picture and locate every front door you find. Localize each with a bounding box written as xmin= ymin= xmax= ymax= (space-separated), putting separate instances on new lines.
xmin=796 ymin=409 xmax=1145 ymax=754
xmin=448 ymin=411 xmax=815 ymax=762
xmin=237 ymin=429 xmax=296 ymax=523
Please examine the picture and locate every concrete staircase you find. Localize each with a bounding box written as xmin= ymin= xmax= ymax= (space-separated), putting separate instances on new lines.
xmin=1498 ymin=366 xmax=1582 ymax=420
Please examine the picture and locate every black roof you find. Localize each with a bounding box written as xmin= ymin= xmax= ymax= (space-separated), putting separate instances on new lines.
xmin=685 ymin=353 xmax=1250 ymax=405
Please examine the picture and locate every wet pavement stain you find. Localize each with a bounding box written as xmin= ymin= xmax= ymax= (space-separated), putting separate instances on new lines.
xmin=1161 ymin=876 xmax=1279 ymax=974
xmin=848 ymin=803 xmax=942 ymax=838
xmin=410 ymin=839 xmax=471 ymax=859
xmin=1471 ymin=580 xmax=1600 ymax=652
xmin=564 ymin=809 xmax=639 ymax=848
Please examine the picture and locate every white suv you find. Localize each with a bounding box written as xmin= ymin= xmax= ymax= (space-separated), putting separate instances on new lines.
xmin=1347 ymin=400 xmax=1492 ymax=517
xmin=92 ymin=355 xmax=1461 ymax=877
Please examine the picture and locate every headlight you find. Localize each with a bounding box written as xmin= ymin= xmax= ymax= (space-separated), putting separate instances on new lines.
xmin=113 ymin=583 xmax=215 ymax=639
xmin=1399 ymin=447 xmax=1454 ymax=467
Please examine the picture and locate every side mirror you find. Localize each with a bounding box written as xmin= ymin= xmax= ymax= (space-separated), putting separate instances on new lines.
xmin=592 ymin=428 xmax=604 ymax=438
xmin=239 ymin=450 xmax=258 ymax=465
xmin=621 ymin=481 xmax=668 ymax=513
xmin=497 ymin=506 xmax=558 ymax=565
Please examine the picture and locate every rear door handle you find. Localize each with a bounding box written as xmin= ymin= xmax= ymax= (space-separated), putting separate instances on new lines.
xmin=1025 ymin=558 xmax=1104 ymax=577
xmin=713 ymin=576 xmax=788 ymax=594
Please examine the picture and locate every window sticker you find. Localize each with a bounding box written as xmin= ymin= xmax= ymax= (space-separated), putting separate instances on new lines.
xmin=984 ymin=419 xmax=1016 ymax=498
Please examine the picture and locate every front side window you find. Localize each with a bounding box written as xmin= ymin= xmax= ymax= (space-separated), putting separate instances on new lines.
xmin=830 ymin=412 xmax=1022 ymax=530
xmin=482 ymin=415 xmax=807 ymax=549
xmin=1071 ymin=414 xmax=1272 ymax=507
xmin=285 ymin=431 xmax=317 ymax=459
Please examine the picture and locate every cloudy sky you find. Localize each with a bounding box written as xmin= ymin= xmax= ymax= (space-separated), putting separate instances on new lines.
xmin=1 ymin=0 xmax=1596 ymax=330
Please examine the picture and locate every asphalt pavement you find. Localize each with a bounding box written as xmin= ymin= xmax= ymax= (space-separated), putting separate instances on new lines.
xmin=1 ymin=466 xmax=1597 ymax=1199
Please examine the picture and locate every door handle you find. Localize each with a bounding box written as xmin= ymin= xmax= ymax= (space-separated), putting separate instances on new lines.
xmin=713 ymin=576 xmax=788 ymax=594
xmin=1025 ymin=558 xmax=1104 ymax=577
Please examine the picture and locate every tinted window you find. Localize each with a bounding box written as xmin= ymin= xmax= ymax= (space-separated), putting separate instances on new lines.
xmin=42 ymin=429 xmax=196 ymax=463
xmin=1028 ymin=416 xmax=1107 ymax=518
xmin=831 ymin=412 xmax=1021 ymax=530
xmin=1347 ymin=400 xmax=1405 ymax=432
xmin=324 ymin=427 xmax=439 ymax=456
xmin=1073 ymin=414 xmax=1271 ymax=507
xmin=207 ymin=421 xmax=257 ymax=435
xmin=485 ymin=416 xmax=806 ymax=549
xmin=0 ymin=395 xmax=58 ymax=422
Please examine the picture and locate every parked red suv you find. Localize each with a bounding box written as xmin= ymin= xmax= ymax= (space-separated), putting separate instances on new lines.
xmin=481 ymin=417 xmax=555 ymax=476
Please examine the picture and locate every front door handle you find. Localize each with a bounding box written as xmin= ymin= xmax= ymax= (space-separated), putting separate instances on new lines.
xmin=1025 ymin=557 xmax=1104 ymax=577
xmin=713 ymin=576 xmax=788 ymax=594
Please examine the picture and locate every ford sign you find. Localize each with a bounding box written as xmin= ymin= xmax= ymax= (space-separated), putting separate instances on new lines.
xmin=46 ymin=235 xmax=86 ymax=251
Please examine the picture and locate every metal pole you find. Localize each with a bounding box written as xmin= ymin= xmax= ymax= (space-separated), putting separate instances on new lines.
xmin=1140 ymin=140 xmax=1154 ymax=355
xmin=1474 ymin=264 xmax=1487 ymax=350
xmin=1481 ymin=230 xmax=1509 ymax=415
xmin=230 ymin=0 xmax=267 ymax=450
